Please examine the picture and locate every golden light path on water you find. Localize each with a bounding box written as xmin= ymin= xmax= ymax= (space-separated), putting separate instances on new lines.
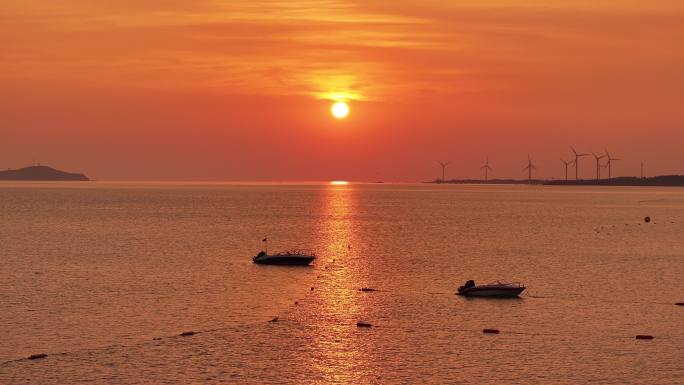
xmin=311 ymin=184 xmax=373 ymax=384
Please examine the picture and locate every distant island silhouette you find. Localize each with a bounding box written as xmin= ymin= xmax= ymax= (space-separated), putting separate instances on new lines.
xmin=0 ymin=166 xmax=90 ymax=181
xmin=428 ymin=175 xmax=684 ymax=187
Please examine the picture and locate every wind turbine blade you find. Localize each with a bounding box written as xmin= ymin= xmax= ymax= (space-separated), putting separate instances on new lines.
xmin=570 ymin=146 xmax=577 ymax=155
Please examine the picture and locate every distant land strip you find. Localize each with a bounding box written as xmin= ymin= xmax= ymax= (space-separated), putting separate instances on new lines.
xmin=0 ymin=166 xmax=89 ymax=181
xmin=427 ymin=175 xmax=684 ymax=187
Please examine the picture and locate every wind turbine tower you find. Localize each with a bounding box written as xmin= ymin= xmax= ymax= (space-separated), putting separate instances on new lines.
xmin=570 ymin=146 xmax=589 ymax=180
xmin=561 ymin=159 xmax=574 ymax=181
xmin=481 ymin=158 xmax=492 ymax=182
xmin=524 ymin=155 xmax=536 ymax=184
xmin=591 ymin=152 xmax=606 ymax=180
xmin=604 ymin=150 xmax=620 ymax=179
xmin=438 ymin=161 xmax=450 ymax=183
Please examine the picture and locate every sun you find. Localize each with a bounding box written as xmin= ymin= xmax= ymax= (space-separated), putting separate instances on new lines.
xmin=331 ymin=101 xmax=349 ymax=119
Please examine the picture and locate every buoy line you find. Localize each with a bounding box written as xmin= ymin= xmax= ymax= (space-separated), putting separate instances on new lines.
xmin=4 ymin=315 xmax=678 ymax=367
xmin=4 ymin=261 xmax=679 ymax=367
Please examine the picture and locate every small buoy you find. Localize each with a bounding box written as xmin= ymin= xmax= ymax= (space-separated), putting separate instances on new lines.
xmin=360 ymin=287 xmax=375 ymax=292
xmin=294 ymin=301 xmax=298 ymax=305
xmin=635 ymin=335 xmax=653 ymax=340
xmin=269 ymin=317 xmax=278 ymax=322
xmin=483 ymin=329 xmax=500 ymax=334
xmin=644 ymin=216 xmax=651 ymax=223
xmin=179 ymin=331 xmax=195 ymax=337
xmin=311 ymin=287 xmax=314 ymax=291
xmin=356 ymin=321 xmax=372 ymax=328
xmin=28 ymin=353 xmax=47 ymax=360
xmin=675 ymin=302 xmax=684 ymax=306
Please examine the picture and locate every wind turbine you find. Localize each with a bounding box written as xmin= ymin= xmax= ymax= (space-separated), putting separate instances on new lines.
xmin=523 ymin=155 xmax=536 ymax=184
xmin=560 ymin=159 xmax=574 ymax=181
xmin=438 ymin=161 xmax=450 ymax=182
xmin=570 ymin=146 xmax=589 ymax=180
xmin=481 ymin=158 xmax=492 ymax=181
xmin=591 ymin=152 xmax=606 ymax=180
xmin=604 ymin=150 xmax=620 ymax=179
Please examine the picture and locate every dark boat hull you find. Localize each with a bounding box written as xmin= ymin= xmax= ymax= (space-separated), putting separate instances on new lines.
xmin=457 ymin=286 xmax=525 ymax=297
xmin=253 ymin=256 xmax=315 ymax=266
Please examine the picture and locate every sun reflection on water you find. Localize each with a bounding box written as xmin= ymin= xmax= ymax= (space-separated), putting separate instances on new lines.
xmin=308 ymin=183 xmax=377 ymax=384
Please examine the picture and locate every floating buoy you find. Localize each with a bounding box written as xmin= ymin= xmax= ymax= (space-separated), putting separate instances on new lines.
xmin=269 ymin=317 xmax=278 ymax=322
xmin=27 ymin=353 xmax=47 ymax=360
xmin=483 ymin=329 xmax=500 ymax=334
xmin=294 ymin=301 xmax=298 ymax=305
xmin=311 ymin=287 xmax=314 ymax=291
xmin=644 ymin=216 xmax=651 ymax=223
xmin=360 ymin=288 xmax=375 ymax=292
xmin=356 ymin=321 xmax=372 ymax=328
xmin=179 ymin=331 xmax=196 ymax=337
xmin=635 ymin=335 xmax=653 ymax=340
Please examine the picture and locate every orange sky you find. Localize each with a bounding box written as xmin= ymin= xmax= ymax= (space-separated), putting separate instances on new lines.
xmin=1 ymin=1 xmax=683 ymax=180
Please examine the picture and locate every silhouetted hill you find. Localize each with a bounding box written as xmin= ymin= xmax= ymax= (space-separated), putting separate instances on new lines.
xmin=0 ymin=166 xmax=89 ymax=181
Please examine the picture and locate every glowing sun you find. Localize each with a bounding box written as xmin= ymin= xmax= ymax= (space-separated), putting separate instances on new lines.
xmin=331 ymin=101 xmax=349 ymax=119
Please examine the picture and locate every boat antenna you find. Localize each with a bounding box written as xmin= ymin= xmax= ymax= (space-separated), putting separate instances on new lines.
xmin=262 ymin=237 xmax=268 ymax=254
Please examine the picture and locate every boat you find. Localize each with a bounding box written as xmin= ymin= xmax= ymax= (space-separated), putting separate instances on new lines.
xmin=252 ymin=250 xmax=316 ymax=266
xmin=457 ymin=280 xmax=525 ymax=297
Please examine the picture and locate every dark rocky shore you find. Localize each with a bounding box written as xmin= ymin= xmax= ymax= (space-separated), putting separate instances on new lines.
xmin=427 ymin=175 xmax=684 ymax=187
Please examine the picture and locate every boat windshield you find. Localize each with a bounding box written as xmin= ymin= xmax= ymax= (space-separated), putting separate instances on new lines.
xmin=274 ymin=249 xmax=315 ymax=257
xmin=485 ymin=281 xmax=523 ymax=287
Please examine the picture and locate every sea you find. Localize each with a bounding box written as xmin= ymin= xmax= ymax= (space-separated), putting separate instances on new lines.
xmin=0 ymin=182 xmax=682 ymax=384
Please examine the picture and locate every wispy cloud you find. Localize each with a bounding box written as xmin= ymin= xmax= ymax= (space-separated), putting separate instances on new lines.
xmin=2 ymin=0 xmax=683 ymax=103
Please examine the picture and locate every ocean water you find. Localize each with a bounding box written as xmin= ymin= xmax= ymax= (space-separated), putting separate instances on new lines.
xmin=0 ymin=182 xmax=683 ymax=384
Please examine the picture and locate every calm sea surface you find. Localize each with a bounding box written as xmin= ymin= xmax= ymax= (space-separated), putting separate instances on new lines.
xmin=0 ymin=182 xmax=682 ymax=384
